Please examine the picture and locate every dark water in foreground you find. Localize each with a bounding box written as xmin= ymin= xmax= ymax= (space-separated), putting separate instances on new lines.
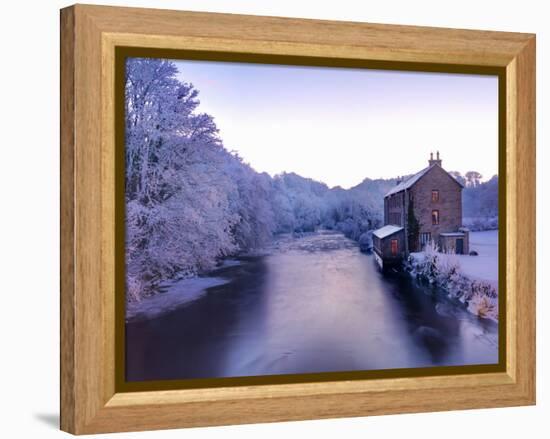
xmin=126 ymin=231 xmax=498 ymax=381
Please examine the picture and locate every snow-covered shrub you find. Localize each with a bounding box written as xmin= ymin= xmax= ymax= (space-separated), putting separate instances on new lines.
xmin=126 ymin=274 xmax=144 ymax=303
xmin=336 ymin=218 xmax=361 ymax=240
xmin=466 ymin=281 xmax=498 ymax=318
xmin=413 ymin=240 xmax=440 ymax=283
xmin=358 ymin=231 xmax=373 ymax=252
xmin=435 ymin=247 xmax=460 ymax=285
xmin=406 ymin=243 xmax=498 ymax=320
xmin=447 ymin=270 xmax=470 ymax=301
xmin=468 ymin=293 xmax=498 ymax=319
xmin=463 ymin=216 xmax=498 ymax=231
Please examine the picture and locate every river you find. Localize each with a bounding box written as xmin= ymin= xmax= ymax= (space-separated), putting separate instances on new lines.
xmin=126 ymin=231 xmax=498 ymax=381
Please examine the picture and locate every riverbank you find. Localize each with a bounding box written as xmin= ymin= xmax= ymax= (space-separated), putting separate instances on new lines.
xmin=407 ymin=231 xmax=499 ymax=321
xmin=126 ymin=276 xmax=230 ymax=322
xmin=126 ymin=230 xmax=498 ymax=381
xmin=126 ymin=230 xmax=499 ymax=323
xmin=126 ymin=231 xmax=353 ymax=322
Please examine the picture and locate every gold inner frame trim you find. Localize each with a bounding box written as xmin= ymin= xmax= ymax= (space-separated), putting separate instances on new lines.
xmin=110 ymin=43 xmax=508 ymax=394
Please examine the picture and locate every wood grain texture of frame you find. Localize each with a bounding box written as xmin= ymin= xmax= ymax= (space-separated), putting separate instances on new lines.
xmin=60 ymin=4 xmax=536 ymax=434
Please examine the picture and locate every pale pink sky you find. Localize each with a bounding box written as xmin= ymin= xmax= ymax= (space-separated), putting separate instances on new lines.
xmin=175 ymin=60 xmax=499 ymax=189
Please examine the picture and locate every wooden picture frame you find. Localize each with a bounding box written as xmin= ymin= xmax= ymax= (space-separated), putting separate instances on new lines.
xmin=60 ymin=4 xmax=536 ymax=434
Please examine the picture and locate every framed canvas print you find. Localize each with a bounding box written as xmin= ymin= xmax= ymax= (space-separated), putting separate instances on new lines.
xmin=60 ymin=4 xmax=536 ymax=435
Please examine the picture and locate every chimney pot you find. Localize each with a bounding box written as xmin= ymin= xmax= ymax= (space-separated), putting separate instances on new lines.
xmin=428 ymin=150 xmax=442 ymax=167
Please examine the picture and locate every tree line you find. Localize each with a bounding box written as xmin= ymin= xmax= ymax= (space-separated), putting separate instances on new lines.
xmin=125 ymin=58 xmax=393 ymax=301
xmin=125 ymin=58 xmax=498 ymax=302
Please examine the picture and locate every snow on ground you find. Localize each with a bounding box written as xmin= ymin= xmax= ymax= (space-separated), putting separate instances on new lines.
xmin=409 ymin=230 xmax=499 ymax=321
xmin=126 ymin=276 xmax=229 ymax=322
xmin=218 ymin=259 xmax=243 ymax=268
xmin=456 ymin=230 xmax=498 ymax=285
xmin=412 ymin=230 xmax=498 ymax=286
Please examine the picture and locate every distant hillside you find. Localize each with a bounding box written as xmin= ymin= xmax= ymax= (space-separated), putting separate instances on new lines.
xmin=267 ymin=174 xmax=402 ymax=247
xmin=344 ymin=172 xmax=499 ymax=231
xmin=347 ymin=176 xmax=408 ymax=213
xmin=462 ymin=175 xmax=499 ymax=230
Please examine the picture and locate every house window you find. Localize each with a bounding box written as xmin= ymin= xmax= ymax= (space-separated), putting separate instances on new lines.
xmin=431 ymin=190 xmax=439 ymax=202
xmin=432 ymin=210 xmax=440 ymax=225
xmin=420 ymin=232 xmax=432 ymax=247
xmin=390 ymin=239 xmax=398 ymax=256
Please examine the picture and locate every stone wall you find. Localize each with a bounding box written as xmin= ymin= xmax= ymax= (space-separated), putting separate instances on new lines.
xmin=385 ymin=191 xmax=405 ymax=226
xmin=440 ymin=234 xmax=469 ymax=254
xmin=409 ymin=165 xmax=463 ymax=247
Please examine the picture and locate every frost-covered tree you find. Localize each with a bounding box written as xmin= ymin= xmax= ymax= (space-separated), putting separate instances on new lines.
xmin=465 ymin=171 xmax=483 ymax=188
xmin=463 ymin=175 xmax=498 ymax=230
xmin=448 ymin=171 xmax=466 ymax=186
xmin=125 ymin=58 xmax=241 ymax=300
xmin=124 ymin=57 xmax=384 ymax=302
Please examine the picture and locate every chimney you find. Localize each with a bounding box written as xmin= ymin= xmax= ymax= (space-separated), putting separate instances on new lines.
xmin=428 ymin=151 xmax=442 ymax=167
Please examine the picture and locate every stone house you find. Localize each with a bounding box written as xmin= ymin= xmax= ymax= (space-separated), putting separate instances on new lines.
xmin=373 ymin=152 xmax=469 ymax=269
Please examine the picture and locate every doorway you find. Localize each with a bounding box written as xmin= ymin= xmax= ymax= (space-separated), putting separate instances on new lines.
xmin=456 ymin=238 xmax=464 ymax=255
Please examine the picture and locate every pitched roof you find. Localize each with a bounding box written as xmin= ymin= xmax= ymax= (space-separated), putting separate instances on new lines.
xmin=385 ymin=164 xmax=463 ymax=197
xmin=372 ymin=225 xmax=404 ymax=239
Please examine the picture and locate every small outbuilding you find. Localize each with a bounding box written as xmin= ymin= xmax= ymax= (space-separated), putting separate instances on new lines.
xmin=439 ymin=227 xmax=470 ymax=255
xmin=372 ymin=225 xmax=405 ymax=270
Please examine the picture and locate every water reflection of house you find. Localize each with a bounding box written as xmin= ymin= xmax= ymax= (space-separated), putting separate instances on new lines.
xmin=373 ymin=152 xmax=469 ymax=270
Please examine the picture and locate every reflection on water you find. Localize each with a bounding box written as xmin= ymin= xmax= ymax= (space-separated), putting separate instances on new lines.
xmin=126 ymin=232 xmax=498 ymax=381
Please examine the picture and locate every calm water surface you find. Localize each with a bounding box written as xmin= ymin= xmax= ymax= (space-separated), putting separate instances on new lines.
xmin=126 ymin=231 xmax=498 ymax=381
